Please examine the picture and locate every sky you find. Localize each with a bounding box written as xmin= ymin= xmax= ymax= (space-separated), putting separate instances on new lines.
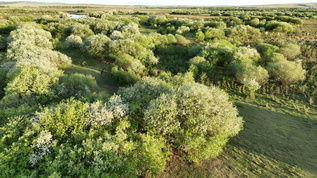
xmin=1 ymin=0 xmax=317 ymax=6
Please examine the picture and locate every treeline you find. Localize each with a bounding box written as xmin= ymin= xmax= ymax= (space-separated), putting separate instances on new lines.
xmin=171 ymin=8 xmax=317 ymax=19
xmin=0 ymin=9 xmax=58 ymax=14
xmin=146 ymin=15 xmax=301 ymax=41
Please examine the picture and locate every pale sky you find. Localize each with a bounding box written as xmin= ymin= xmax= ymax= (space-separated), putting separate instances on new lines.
xmin=2 ymin=0 xmax=317 ymax=6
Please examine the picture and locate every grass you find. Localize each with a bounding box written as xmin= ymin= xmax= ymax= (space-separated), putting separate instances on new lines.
xmin=139 ymin=25 xmax=157 ymax=34
xmin=59 ymin=44 xmax=119 ymax=94
xmin=161 ymin=94 xmax=317 ymax=177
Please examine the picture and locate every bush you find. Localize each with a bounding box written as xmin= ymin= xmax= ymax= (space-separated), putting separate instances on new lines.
xmin=65 ymin=35 xmax=82 ymax=48
xmin=176 ymin=26 xmax=190 ymax=34
xmin=81 ymin=34 xmax=111 ymax=59
xmin=111 ymin=66 xmax=141 ymax=85
xmin=0 ymin=96 xmax=169 ymax=177
xmin=195 ymin=30 xmax=205 ymax=41
xmin=144 ymin=83 xmax=243 ymax=162
xmin=68 ymin=23 xmax=94 ymax=38
xmin=226 ymin=25 xmax=261 ymax=40
xmin=233 ymin=47 xmax=261 ymax=63
xmin=148 ymin=15 xmax=168 ymax=27
xmin=265 ymin=21 xmax=294 ymax=33
xmin=228 ymin=61 xmax=269 ymax=85
xmin=279 ymin=43 xmax=301 ymax=60
xmin=204 ymin=28 xmax=225 ymax=40
xmin=200 ymin=40 xmax=235 ymax=66
xmin=121 ymin=22 xmax=140 ymax=37
xmin=268 ymin=53 xmax=287 ymax=63
xmin=249 ymin=18 xmax=260 ymax=27
xmin=175 ymin=34 xmax=188 ymax=45
xmin=266 ymin=60 xmax=306 ymax=85
xmin=56 ymin=73 xmax=98 ymax=99
xmin=110 ymin=30 xmax=124 ymax=40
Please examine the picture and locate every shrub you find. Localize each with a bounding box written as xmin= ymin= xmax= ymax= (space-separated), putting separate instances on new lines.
xmin=148 ymin=15 xmax=168 ymax=27
xmin=228 ymin=61 xmax=269 ymax=85
xmin=65 ymin=35 xmax=82 ymax=48
xmin=204 ymin=28 xmax=225 ymax=40
xmin=110 ymin=30 xmax=124 ymax=40
xmin=249 ymin=18 xmax=260 ymax=27
xmin=56 ymin=73 xmax=98 ymax=99
xmin=195 ymin=30 xmax=205 ymax=41
xmin=118 ymin=77 xmax=173 ymax=117
xmin=68 ymin=23 xmax=94 ymax=38
xmin=5 ymin=65 xmax=62 ymax=97
xmin=175 ymin=34 xmax=188 ymax=44
xmin=200 ymin=40 xmax=235 ymax=66
xmin=268 ymin=53 xmax=287 ymax=63
xmin=266 ymin=60 xmax=306 ymax=85
xmin=189 ymin=56 xmax=213 ymax=77
xmin=233 ymin=47 xmax=261 ymax=63
xmin=176 ymin=26 xmax=190 ymax=34
xmin=226 ymin=25 xmax=261 ymax=40
xmin=111 ymin=66 xmax=140 ymax=85
xmin=279 ymin=43 xmax=301 ymax=60
xmin=121 ymin=22 xmax=140 ymax=37
xmin=144 ymin=83 xmax=243 ymax=162
xmin=265 ymin=21 xmax=294 ymax=33
xmin=81 ymin=34 xmax=111 ymax=59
